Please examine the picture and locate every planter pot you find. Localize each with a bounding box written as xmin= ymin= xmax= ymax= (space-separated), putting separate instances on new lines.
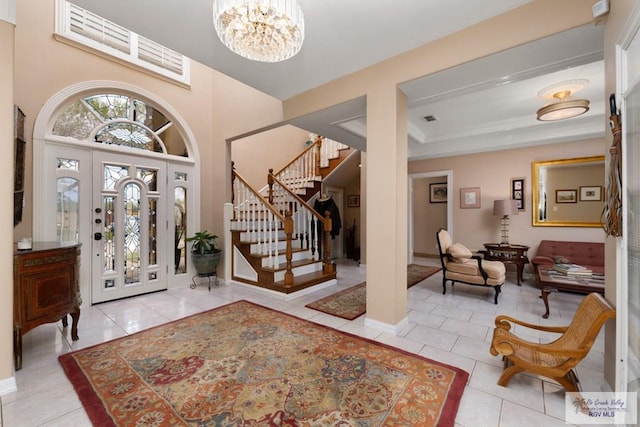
xmin=191 ymin=251 xmax=221 ymax=276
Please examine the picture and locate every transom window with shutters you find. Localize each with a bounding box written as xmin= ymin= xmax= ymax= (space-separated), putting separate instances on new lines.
xmin=54 ymin=0 xmax=190 ymax=85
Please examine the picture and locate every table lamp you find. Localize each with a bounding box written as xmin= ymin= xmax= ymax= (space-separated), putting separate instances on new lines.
xmin=493 ymin=199 xmax=518 ymax=245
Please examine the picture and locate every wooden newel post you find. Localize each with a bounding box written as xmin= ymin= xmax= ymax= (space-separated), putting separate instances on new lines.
xmin=323 ymin=211 xmax=334 ymax=273
xmin=284 ymin=211 xmax=294 ymax=286
xmin=314 ymin=136 xmax=322 ymax=177
xmin=231 ymin=161 xmax=236 ymax=204
xmin=267 ymin=168 xmax=274 ymax=204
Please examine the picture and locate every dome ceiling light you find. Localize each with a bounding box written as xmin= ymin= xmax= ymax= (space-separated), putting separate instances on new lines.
xmin=536 ymin=79 xmax=590 ymax=122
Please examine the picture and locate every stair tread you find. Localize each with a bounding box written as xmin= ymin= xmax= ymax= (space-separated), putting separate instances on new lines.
xmin=273 ymin=269 xmax=337 ymax=288
xmin=262 ymin=258 xmax=321 ymax=272
xmin=244 ymin=246 xmax=309 ymax=256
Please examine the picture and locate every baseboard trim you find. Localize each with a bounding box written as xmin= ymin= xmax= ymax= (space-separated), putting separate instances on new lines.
xmin=364 ymin=315 xmax=410 ymax=336
xmin=0 ymin=375 xmax=17 ymax=396
xmin=413 ymin=252 xmax=438 ymax=259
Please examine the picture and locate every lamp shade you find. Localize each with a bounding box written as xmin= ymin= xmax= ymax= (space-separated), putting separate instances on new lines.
xmin=493 ymin=199 xmax=518 ymax=217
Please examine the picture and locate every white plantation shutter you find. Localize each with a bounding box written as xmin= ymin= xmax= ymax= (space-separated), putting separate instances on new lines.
xmin=138 ymin=36 xmax=184 ymax=75
xmin=69 ymin=3 xmax=130 ymax=54
xmin=56 ymin=0 xmax=189 ymax=85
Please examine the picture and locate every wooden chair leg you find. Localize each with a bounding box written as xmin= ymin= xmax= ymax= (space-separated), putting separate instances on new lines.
xmin=497 ymin=363 xmax=524 ymax=387
xmin=493 ymin=285 xmax=501 ymax=304
xmin=442 ymin=278 xmax=447 ymax=295
xmin=555 ymin=370 xmax=580 ymax=392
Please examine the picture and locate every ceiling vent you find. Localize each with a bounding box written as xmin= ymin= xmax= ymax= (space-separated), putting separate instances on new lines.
xmin=424 ymin=115 xmax=437 ymax=122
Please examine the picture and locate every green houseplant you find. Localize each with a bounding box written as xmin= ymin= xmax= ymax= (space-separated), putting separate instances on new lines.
xmin=186 ymin=230 xmax=221 ymax=276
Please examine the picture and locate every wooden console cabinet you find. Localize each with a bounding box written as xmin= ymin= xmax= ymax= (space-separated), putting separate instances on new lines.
xmin=13 ymin=242 xmax=81 ymax=370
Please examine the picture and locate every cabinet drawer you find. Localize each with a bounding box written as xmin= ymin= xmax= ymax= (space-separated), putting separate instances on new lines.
xmin=19 ymin=269 xmax=75 ymax=324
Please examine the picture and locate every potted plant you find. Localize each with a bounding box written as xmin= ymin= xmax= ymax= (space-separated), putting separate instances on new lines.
xmin=186 ymin=230 xmax=221 ymax=276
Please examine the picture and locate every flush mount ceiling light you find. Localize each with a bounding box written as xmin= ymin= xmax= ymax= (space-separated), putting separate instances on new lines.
xmin=536 ymin=79 xmax=590 ymax=121
xmin=213 ymin=0 xmax=305 ymax=63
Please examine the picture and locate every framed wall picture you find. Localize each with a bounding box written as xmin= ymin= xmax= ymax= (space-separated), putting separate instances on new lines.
xmin=579 ymin=186 xmax=602 ymax=201
xmin=429 ymin=182 xmax=447 ymax=203
xmin=510 ymin=177 xmax=525 ymax=211
xmin=347 ymin=195 xmax=360 ymax=207
xmin=460 ymin=187 xmax=481 ymax=209
xmin=556 ymin=189 xmax=577 ymax=203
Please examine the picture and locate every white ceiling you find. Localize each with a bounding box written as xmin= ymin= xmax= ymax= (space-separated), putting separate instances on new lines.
xmin=70 ymin=0 xmax=605 ymax=159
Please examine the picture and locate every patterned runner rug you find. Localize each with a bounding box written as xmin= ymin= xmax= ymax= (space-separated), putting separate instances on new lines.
xmin=60 ymin=300 xmax=467 ymax=426
xmin=306 ymin=264 xmax=441 ymax=320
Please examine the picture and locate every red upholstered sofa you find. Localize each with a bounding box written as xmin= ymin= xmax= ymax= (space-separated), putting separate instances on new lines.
xmin=531 ymin=240 xmax=605 ymax=275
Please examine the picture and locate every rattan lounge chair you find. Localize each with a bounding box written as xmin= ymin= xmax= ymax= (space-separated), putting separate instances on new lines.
xmin=489 ymin=292 xmax=615 ymax=391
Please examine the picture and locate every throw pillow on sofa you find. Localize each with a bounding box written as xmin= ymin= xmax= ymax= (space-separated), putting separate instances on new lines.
xmin=447 ymin=243 xmax=473 ymax=261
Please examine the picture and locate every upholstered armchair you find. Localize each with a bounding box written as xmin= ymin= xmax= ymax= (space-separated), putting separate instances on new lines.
xmin=436 ymin=228 xmax=506 ymax=304
xmin=489 ymin=292 xmax=615 ymax=391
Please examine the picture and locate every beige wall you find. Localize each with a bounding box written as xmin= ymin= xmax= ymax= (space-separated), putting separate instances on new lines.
xmin=2 ymin=0 xmax=282 ymax=385
xmin=282 ymin=0 xmax=597 ymax=326
xmin=232 ymin=125 xmax=309 ymax=189
xmin=413 ymin=177 xmax=447 ymax=257
xmin=0 ymin=18 xmax=16 ymax=384
xmin=13 ymin=0 xmax=282 ymax=242
xmin=3 ymin=0 xmax=625 ymax=389
xmin=408 ymin=138 xmax=606 ymax=268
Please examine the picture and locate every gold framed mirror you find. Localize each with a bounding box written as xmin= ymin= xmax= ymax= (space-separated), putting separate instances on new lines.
xmin=532 ymin=156 xmax=605 ymax=227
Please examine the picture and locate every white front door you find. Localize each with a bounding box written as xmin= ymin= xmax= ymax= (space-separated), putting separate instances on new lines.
xmin=91 ymin=152 xmax=167 ymax=303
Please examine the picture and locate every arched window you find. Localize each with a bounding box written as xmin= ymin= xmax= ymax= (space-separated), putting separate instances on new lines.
xmin=52 ymin=93 xmax=188 ymax=157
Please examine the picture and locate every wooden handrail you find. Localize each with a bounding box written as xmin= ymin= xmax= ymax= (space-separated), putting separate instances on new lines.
xmin=273 ymin=135 xmax=322 ymax=177
xmin=233 ymin=169 xmax=285 ymax=222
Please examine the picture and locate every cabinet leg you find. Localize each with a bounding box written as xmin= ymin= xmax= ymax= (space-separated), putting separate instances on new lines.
xmin=70 ymin=307 xmax=80 ymax=341
xmin=61 ymin=314 xmax=68 ymax=328
xmin=14 ymin=325 xmax=22 ymax=371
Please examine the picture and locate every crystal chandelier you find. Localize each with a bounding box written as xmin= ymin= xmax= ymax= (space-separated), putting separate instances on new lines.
xmin=213 ymin=0 xmax=305 ymax=63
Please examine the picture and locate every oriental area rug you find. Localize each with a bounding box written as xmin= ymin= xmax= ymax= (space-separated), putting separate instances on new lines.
xmin=59 ymin=300 xmax=467 ymax=426
xmin=306 ymin=264 xmax=441 ymax=320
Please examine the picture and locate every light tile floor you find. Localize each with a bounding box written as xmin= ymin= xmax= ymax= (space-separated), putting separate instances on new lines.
xmin=0 ymin=257 xmax=610 ymax=426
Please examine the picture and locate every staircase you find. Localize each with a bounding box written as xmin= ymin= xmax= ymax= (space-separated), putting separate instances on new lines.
xmin=228 ymin=136 xmax=355 ymax=294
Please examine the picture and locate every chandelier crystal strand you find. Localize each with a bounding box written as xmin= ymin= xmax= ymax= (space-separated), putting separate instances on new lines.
xmin=213 ymin=0 xmax=304 ymax=62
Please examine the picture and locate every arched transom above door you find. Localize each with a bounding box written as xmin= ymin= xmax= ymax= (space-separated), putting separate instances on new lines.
xmin=50 ymin=93 xmax=189 ymax=157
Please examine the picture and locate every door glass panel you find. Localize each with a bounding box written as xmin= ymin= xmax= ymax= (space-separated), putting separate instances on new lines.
xmin=174 ymin=187 xmax=186 ymax=274
xmin=52 ymin=100 xmax=101 ymax=139
xmin=56 ymin=177 xmax=79 ymax=243
xmin=626 ymin=85 xmax=640 ymax=400
xmin=104 ymin=164 xmax=129 ymax=190
xmin=103 ymin=196 xmax=115 ymax=272
xmin=57 ymin=158 xmax=79 ymax=171
xmin=148 ymin=197 xmax=157 ymax=266
xmin=85 ymin=94 xmax=130 ymax=120
xmin=133 ymin=99 xmax=169 ymax=131
xmin=95 ymin=123 xmax=160 ymax=152
xmin=124 ymin=182 xmax=141 ymax=284
xmin=137 ymin=168 xmax=158 ymax=191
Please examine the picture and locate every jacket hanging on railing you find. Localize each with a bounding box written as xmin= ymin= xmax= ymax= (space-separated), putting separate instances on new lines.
xmin=314 ymin=196 xmax=341 ymax=238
